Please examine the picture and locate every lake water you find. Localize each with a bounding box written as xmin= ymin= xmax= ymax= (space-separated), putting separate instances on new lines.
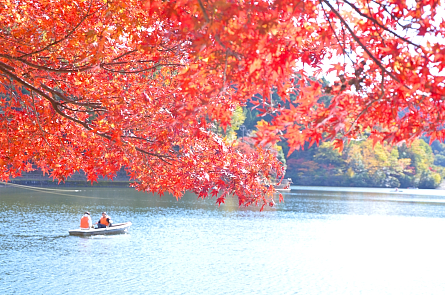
xmin=1 ymin=184 xmax=445 ymax=294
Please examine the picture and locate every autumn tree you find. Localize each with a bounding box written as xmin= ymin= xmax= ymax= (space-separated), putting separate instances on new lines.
xmin=431 ymin=140 xmax=445 ymax=166
xmin=398 ymin=139 xmax=443 ymax=188
xmin=345 ymin=140 xmax=404 ymax=187
xmin=212 ymin=106 xmax=246 ymax=143
xmin=1 ymin=0 xmax=445 ymax=204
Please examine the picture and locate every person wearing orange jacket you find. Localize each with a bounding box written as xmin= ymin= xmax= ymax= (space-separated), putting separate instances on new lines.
xmin=96 ymin=212 xmax=113 ymax=228
xmin=80 ymin=211 xmax=92 ymax=229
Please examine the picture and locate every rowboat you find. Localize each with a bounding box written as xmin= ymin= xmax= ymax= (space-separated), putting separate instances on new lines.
xmin=69 ymin=222 xmax=132 ymax=236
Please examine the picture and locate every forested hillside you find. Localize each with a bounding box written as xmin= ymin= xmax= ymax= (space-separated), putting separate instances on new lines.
xmin=239 ymin=90 xmax=445 ymax=189
xmin=284 ymin=139 xmax=444 ymax=189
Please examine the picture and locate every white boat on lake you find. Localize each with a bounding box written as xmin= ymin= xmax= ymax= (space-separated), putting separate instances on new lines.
xmin=69 ymin=222 xmax=132 ymax=236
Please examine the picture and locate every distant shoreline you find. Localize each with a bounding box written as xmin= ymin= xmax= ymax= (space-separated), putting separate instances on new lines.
xmin=2 ymin=179 xmax=445 ymax=193
xmin=290 ymin=185 xmax=445 ymax=196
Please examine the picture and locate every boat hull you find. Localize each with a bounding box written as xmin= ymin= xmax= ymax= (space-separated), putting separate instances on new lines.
xmin=69 ymin=222 xmax=132 ymax=236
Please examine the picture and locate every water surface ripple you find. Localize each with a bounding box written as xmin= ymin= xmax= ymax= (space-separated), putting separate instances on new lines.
xmin=1 ymin=186 xmax=445 ymax=294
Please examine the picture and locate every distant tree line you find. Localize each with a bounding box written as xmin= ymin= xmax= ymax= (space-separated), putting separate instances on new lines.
xmin=238 ymin=90 xmax=445 ymax=188
xmin=282 ymin=139 xmax=445 ymax=189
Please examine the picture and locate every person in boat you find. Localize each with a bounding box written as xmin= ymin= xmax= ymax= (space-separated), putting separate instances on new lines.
xmin=95 ymin=212 xmax=113 ymax=228
xmin=80 ymin=211 xmax=93 ymax=229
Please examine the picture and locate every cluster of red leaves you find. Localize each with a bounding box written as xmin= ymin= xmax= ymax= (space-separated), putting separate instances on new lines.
xmin=253 ymin=0 xmax=445 ymax=154
xmin=1 ymin=0 xmax=444 ymax=206
xmin=0 ymin=0 xmax=285 ymax=207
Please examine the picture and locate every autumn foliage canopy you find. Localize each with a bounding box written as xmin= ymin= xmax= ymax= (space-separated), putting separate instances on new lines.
xmin=1 ymin=0 xmax=444 ymax=206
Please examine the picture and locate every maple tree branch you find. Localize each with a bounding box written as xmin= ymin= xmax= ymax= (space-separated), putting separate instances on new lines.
xmin=40 ymin=84 xmax=103 ymax=109
xmin=0 ymin=54 xmax=94 ymax=73
xmin=112 ymin=50 xmax=138 ymax=61
xmin=105 ymin=59 xmax=165 ymax=66
xmin=221 ymin=50 xmax=228 ymax=93
xmin=370 ymin=0 xmax=405 ymax=24
xmin=197 ymin=0 xmax=241 ymax=60
xmin=31 ymin=91 xmax=53 ymax=150
xmin=0 ymin=33 xmax=34 ymax=48
xmin=1 ymin=54 xmax=185 ymax=75
xmin=365 ymin=0 xmax=387 ymax=47
xmin=0 ymin=63 xmax=92 ymax=130
xmin=197 ymin=0 xmax=210 ymax=22
xmin=346 ymin=71 xmax=385 ymax=135
xmin=19 ymin=2 xmax=96 ymax=58
xmin=97 ymin=132 xmax=174 ymax=164
xmin=0 ymin=61 xmax=16 ymax=72
xmin=58 ymin=104 xmax=105 ymax=114
xmin=319 ymin=1 xmax=353 ymax=66
xmin=336 ymin=0 xmax=348 ymax=61
xmin=132 ymin=144 xmax=175 ymax=165
xmin=158 ymin=41 xmax=187 ymax=53
xmin=342 ymin=0 xmax=421 ymax=49
xmin=321 ymin=0 xmax=400 ymax=84
xmin=121 ymin=135 xmax=156 ymax=143
xmin=100 ymin=63 xmax=184 ymax=74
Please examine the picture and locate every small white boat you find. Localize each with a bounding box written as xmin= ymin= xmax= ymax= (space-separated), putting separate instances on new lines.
xmin=69 ymin=222 xmax=132 ymax=236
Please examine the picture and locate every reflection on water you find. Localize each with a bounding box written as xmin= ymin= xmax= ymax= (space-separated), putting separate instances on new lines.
xmin=1 ymin=186 xmax=445 ymax=294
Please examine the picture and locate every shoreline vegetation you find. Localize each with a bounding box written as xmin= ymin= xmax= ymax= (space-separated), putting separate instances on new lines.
xmin=2 ymin=170 xmax=445 ymax=190
xmin=281 ymin=138 xmax=445 ymax=190
xmin=241 ymin=96 xmax=445 ymax=191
